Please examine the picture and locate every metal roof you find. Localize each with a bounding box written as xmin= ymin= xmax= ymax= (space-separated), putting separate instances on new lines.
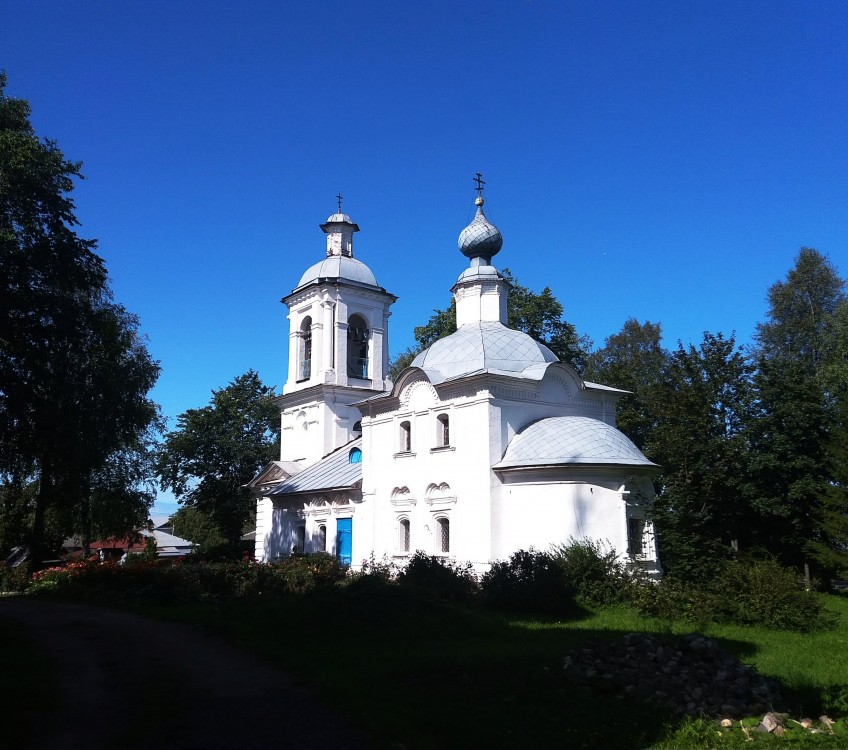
xmin=296 ymin=256 xmax=379 ymax=289
xmin=495 ymin=416 xmax=657 ymax=470
xmin=410 ymin=322 xmax=558 ymax=379
xmin=269 ymin=438 xmax=362 ymax=496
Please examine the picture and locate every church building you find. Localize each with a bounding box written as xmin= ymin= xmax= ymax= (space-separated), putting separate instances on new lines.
xmin=251 ymin=183 xmax=661 ymax=577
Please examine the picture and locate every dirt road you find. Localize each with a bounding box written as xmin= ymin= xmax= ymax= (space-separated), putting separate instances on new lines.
xmin=0 ymin=597 xmax=370 ymax=749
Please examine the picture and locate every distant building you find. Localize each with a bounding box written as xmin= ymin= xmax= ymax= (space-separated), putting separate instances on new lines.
xmin=251 ymin=185 xmax=661 ymax=576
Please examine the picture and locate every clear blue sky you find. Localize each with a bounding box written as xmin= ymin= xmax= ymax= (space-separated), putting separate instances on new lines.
xmin=3 ymin=1 xmax=846 ymax=515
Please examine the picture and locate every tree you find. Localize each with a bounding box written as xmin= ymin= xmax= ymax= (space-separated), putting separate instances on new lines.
xmin=389 ymin=269 xmax=589 ymax=379
xmin=755 ymin=247 xmax=846 ymax=370
xmin=747 ymin=249 xmax=848 ymax=577
xmin=583 ymin=318 xmax=668 ymax=451
xmin=170 ymin=506 xmax=227 ymax=551
xmin=647 ymin=333 xmax=754 ymax=579
xmin=0 ymin=74 xmax=161 ymax=563
xmin=156 ymin=371 xmax=280 ymax=547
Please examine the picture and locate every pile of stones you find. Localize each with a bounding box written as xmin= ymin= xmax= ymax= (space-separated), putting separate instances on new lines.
xmin=562 ymin=632 xmax=783 ymax=717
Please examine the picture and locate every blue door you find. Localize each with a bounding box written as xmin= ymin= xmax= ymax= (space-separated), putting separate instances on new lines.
xmin=336 ymin=518 xmax=352 ymax=566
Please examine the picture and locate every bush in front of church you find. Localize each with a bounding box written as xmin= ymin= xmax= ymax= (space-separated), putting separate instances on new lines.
xmin=396 ymin=551 xmax=477 ymax=602
xmin=550 ymin=538 xmax=645 ymax=608
xmin=480 ymin=548 xmax=577 ymax=616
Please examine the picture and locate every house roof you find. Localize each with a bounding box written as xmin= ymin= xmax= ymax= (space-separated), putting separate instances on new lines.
xmin=495 ymin=416 xmax=658 ymax=470
xmin=268 ymin=438 xmax=362 ymax=497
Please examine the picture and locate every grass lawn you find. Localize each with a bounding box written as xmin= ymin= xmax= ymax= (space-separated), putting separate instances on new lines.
xmin=138 ymin=584 xmax=848 ymax=749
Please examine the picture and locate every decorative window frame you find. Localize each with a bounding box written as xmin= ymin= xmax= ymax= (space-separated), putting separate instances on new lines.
xmin=390 ymin=486 xmax=416 ymax=509
xmin=424 ymin=482 xmax=456 ymax=510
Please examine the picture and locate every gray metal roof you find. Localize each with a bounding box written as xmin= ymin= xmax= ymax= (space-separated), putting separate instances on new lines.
xmin=410 ymin=322 xmax=558 ymax=380
xmin=296 ymin=256 xmax=379 ymax=289
xmin=268 ymin=438 xmax=362 ymax=496
xmin=495 ymin=416 xmax=657 ymax=470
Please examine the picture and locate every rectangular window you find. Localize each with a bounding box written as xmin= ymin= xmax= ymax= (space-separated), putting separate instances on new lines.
xmin=400 ymin=519 xmax=410 ymax=552
xmin=437 ymin=517 xmax=450 ymax=554
xmin=399 ymin=421 xmax=411 ymax=452
xmin=627 ymin=517 xmax=647 ymax=557
xmin=437 ymin=414 xmax=450 ymax=447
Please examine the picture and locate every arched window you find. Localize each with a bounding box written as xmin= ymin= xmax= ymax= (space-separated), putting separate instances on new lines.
xmin=352 ymin=420 xmax=362 ymax=433
xmin=399 ymin=518 xmax=411 ymax=553
xmin=349 ymin=447 xmax=362 ymax=464
xmin=347 ymin=314 xmax=369 ymax=379
xmin=317 ymin=524 xmax=327 ymax=552
xmin=436 ymin=413 xmax=450 ymax=447
xmin=436 ymin=517 xmax=450 ymax=554
xmin=298 ymin=317 xmax=312 ymax=381
xmin=399 ymin=420 xmax=412 ymax=452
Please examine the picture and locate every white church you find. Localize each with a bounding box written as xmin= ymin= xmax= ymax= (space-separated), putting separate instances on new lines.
xmin=251 ymin=183 xmax=661 ymax=577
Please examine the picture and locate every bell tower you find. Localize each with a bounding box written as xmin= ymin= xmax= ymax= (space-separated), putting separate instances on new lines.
xmin=278 ymin=201 xmax=397 ymax=466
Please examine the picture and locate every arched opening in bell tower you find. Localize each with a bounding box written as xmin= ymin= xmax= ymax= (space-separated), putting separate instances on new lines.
xmin=347 ymin=314 xmax=369 ymax=379
xmin=298 ymin=316 xmax=312 ymax=381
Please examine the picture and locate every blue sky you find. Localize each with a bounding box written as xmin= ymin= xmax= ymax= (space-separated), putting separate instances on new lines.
xmin=3 ymin=1 xmax=846 ymax=515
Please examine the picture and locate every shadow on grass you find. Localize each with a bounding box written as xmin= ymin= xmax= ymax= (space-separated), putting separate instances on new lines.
xmin=140 ymin=581 xmax=806 ymax=750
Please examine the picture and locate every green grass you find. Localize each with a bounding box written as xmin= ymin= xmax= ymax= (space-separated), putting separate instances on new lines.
xmin=135 ymin=586 xmax=848 ymax=750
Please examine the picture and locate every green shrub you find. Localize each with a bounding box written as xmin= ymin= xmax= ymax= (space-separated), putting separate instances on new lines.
xmin=0 ymin=562 xmax=31 ymax=593
xmin=822 ymin=684 xmax=848 ymax=717
xmin=23 ymin=553 xmax=347 ymax=603
xmin=550 ymin=538 xmax=642 ymax=608
xmin=633 ymin=557 xmax=836 ymax=632
xmin=270 ymin=552 xmax=347 ymax=594
xmin=396 ymin=551 xmax=477 ymax=602
xmin=481 ymin=548 xmax=575 ymax=615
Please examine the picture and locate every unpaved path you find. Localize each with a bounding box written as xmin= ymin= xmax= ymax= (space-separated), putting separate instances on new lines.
xmin=0 ymin=597 xmax=370 ymax=750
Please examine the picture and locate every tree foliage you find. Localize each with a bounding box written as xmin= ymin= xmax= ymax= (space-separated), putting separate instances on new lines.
xmin=747 ymin=248 xmax=848 ymax=575
xmin=583 ymin=318 xmax=668 ymax=451
xmin=648 ymin=333 xmax=754 ymax=579
xmin=156 ymin=370 xmax=279 ymax=547
xmin=389 ymin=269 xmax=589 ymax=379
xmin=0 ymin=74 xmax=161 ymax=562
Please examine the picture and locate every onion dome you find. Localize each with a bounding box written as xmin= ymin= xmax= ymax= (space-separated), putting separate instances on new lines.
xmin=458 ymin=196 xmax=503 ymax=263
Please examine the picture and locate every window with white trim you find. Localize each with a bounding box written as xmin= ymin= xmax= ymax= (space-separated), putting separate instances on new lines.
xmin=298 ymin=317 xmax=312 ymax=381
xmin=436 ymin=517 xmax=450 ymax=554
xmin=627 ymin=517 xmax=649 ymax=558
xmin=436 ymin=413 xmax=450 ymax=447
xmin=399 ymin=420 xmax=412 ymax=452
xmin=398 ymin=518 xmax=411 ymax=553
xmin=317 ymin=524 xmax=327 ymax=552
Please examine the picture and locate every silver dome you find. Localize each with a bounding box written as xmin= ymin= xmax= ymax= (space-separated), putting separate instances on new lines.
xmin=297 ymin=255 xmax=379 ymax=288
xmin=411 ymin=322 xmax=557 ymax=379
xmin=497 ymin=416 xmax=658 ymax=469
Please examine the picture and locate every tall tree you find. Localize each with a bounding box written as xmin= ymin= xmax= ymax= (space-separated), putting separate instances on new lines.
xmin=389 ymin=269 xmax=589 ymax=378
xmin=156 ymin=371 xmax=280 ymax=547
xmin=648 ymin=333 xmax=754 ymax=579
xmin=755 ymin=247 xmax=846 ymax=370
xmin=583 ymin=318 xmax=668 ymax=451
xmin=0 ymin=74 xmax=161 ymax=562
xmin=748 ymin=248 xmax=848 ymax=577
